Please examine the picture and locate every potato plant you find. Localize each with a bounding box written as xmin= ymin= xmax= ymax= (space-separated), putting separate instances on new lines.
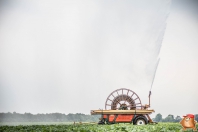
xmin=0 ymin=123 xmax=197 ymax=132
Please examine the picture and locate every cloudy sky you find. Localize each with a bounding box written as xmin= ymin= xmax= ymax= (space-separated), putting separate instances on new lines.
xmin=0 ymin=0 xmax=197 ymax=118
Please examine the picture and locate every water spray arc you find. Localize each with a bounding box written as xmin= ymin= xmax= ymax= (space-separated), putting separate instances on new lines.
xmin=149 ymin=58 xmax=160 ymax=107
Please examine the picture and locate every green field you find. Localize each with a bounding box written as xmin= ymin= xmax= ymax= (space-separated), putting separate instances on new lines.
xmin=0 ymin=122 xmax=74 ymax=126
xmin=0 ymin=123 xmax=197 ymax=132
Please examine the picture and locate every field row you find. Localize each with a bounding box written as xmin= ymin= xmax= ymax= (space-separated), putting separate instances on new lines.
xmin=0 ymin=123 xmax=198 ymax=132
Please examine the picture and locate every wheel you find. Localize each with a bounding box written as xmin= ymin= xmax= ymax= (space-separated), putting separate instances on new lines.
xmin=98 ymin=121 xmax=105 ymax=125
xmin=105 ymin=88 xmax=142 ymax=110
xmin=133 ymin=116 xmax=148 ymax=125
xmin=107 ymin=121 xmax=114 ymax=125
xmin=98 ymin=119 xmax=105 ymax=125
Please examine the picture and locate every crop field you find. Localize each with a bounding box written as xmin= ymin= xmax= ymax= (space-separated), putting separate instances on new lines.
xmin=0 ymin=123 xmax=197 ymax=132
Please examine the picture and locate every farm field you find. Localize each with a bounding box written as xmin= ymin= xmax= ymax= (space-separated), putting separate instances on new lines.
xmin=0 ymin=122 xmax=73 ymax=126
xmin=0 ymin=123 xmax=197 ymax=132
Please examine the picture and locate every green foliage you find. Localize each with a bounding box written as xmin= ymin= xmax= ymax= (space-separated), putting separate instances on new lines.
xmin=0 ymin=123 xmax=197 ymax=132
xmin=0 ymin=112 xmax=100 ymax=122
xmin=153 ymin=113 xmax=182 ymax=123
xmin=195 ymin=114 xmax=198 ymax=122
xmin=154 ymin=113 xmax=162 ymax=122
xmin=175 ymin=116 xmax=182 ymax=122
xmin=163 ymin=115 xmax=175 ymax=122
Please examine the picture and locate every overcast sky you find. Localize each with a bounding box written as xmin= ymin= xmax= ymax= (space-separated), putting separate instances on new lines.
xmin=0 ymin=0 xmax=197 ymax=118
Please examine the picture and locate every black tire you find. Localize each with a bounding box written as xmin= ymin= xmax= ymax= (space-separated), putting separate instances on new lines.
xmin=98 ymin=121 xmax=105 ymax=125
xmin=133 ymin=115 xmax=148 ymax=125
xmin=106 ymin=120 xmax=114 ymax=125
xmin=98 ymin=119 xmax=105 ymax=125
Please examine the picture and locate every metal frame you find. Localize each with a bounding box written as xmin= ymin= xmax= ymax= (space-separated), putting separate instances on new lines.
xmin=105 ymin=88 xmax=142 ymax=110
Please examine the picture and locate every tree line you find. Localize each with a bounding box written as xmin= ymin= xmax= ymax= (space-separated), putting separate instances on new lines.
xmin=0 ymin=112 xmax=100 ymax=122
xmin=153 ymin=113 xmax=198 ymax=122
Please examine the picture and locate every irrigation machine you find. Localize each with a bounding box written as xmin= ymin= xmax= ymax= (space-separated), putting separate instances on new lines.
xmin=91 ymin=88 xmax=155 ymax=125
xmin=90 ymin=60 xmax=160 ymax=125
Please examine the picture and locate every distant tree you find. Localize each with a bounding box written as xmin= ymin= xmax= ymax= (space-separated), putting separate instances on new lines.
xmin=67 ymin=113 xmax=76 ymax=121
xmin=163 ymin=114 xmax=175 ymax=122
xmin=24 ymin=113 xmax=33 ymax=122
xmin=195 ymin=114 xmax=198 ymax=122
xmin=175 ymin=116 xmax=182 ymax=122
xmin=0 ymin=112 xmax=100 ymax=122
xmin=168 ymin=114 xmax=174 ymax=119
xmin=154 ymin=113 xmax=162 ymax=122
